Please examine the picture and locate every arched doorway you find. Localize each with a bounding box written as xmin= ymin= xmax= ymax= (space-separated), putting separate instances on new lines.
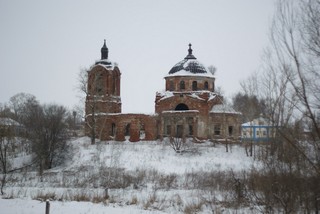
xmin=175 ymin=103 xmax=189 ymax=111
xmin=125 ymin=124 xmax=130 ymax=136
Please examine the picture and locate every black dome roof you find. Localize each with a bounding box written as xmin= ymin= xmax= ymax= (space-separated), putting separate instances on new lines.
xmin=168 ymin=44 xmax=213 ymax=77
xmin=169 ymin=59 xmax=208 ymax=74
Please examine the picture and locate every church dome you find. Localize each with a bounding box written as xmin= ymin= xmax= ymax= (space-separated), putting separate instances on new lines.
xmin=168 ymin=44 xmax=213 ymax=77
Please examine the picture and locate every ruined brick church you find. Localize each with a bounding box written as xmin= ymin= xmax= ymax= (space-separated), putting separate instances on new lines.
xmin=85 ymin=40 xmax=241 ymax=142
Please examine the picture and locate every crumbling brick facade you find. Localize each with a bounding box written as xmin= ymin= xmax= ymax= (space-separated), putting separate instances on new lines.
xmin=85 ymin=41 xmax=241 ymax=142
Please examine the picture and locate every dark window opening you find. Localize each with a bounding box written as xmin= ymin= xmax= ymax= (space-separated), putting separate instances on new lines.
xmin=180 ymin=81 xmax=185 ymax=90
xmin=212 ymin=82 xmax=215 ymax=92
xmin=214 ymin=124 xmax=221 ymax=136
xmin=189 ymin=125 xmax=193 ymax=136
xmin=169 ymin=81 xmax=174 ymax=91
xmin=125 ymin=124 xmax=130 ymax=136
xmin=228 ymin=126 xmax=233 ymax=136
xmin=111 ymin=123 xmax=116 ymax=136
xmin=175 ymin=103 xmax=189 ymax=111
xmin=192 ymin=81 xmax=197 ymax=91
xmin=96 ymin=87 xmax=103 ymax=94
xmin=166 ymin=125 xmax=171 ymax=136
xmin=140 ymin=123 xmax=145 ymax=139
xmin=112 ymin=76 xmax=116 ymax=94
xmin=176 ymin=125 xmax=183 ymax=138
xmin=95 ymin=75 xmax=103 ymax=95
xmin=204 ymin=81 xmax=209 ymax=90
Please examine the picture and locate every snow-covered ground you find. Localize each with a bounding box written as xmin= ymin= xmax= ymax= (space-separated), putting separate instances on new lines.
xmin=2 ymin=137 xmax=259 ymax=213
xmin=67 ymin=137 xmax=255 ymax=174
xmin=0 ymin=198 xmax=163 ymax=214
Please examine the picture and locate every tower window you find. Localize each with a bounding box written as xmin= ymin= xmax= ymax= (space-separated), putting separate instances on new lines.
xmin=95 ymin=73 xmax=103 ymax=95
xmin=180 ymin=81 xmax=185 ymax=90
xmin=169 ymin=81 xmax=174 ymax=91
xmin=95 ymin=86 xmax=103 ymax=94
xmin=112 ymin=76 xmax=116 ymax=94
xmin=192 ymin=81 xmax=197 ymax=91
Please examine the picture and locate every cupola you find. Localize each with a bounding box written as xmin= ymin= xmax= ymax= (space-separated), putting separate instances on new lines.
xmin=168 ymin=44 xmax=213 ymax=77
xmin=101 ymin=39 xmax=109 ymax=60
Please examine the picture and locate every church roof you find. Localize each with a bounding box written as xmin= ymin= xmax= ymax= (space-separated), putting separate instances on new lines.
xmin=93 ymin=59 xmax=115 ymax=69
xmin=242 ymin=117 xmax=272 ymax=127
xmin=167 ymin=44 xmax=214 ymax=78
xmin=210 ymin=104 xmax=241 ymax=114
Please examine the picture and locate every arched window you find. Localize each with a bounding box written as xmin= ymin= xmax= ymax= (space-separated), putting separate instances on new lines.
xmin=175 ymin=103 xmax=189 ymax=111
xmin=112 ymin=76 xmax=116 ymax=94
xmin=180 ymin=81 xmax=185 ymax=90
xmin=95 ymin=73 xmax=103 ymax=95
xmin=204 ymin=81 xmax=209 ymax=90
xmin=125 ymin=124 xmax=130 ymax=136
xmin=111 ymin=123 xmax=116 ymax=136
xmin=192 ymin=81 xmax=197 ymax=91
xmin=169 ymin=81 xmax=174 ymax=91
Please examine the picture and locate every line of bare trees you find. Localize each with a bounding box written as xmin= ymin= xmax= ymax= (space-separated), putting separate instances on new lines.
xmin=230 ymin=0 xmax=320 ymax=212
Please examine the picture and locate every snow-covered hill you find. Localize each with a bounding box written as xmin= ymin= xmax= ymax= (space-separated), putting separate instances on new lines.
xmin=66 ymin=137 xmax=255 ymax=174
xmin=2 ymin=137 xmax=258 ymax=213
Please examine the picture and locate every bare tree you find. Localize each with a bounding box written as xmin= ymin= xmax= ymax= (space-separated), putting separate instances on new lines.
xmin=20 ymin=100 xmax=69 ymax=176
xmin=168 ymin=137 xmax=185 ymax=153
xmin=241 ymin=0 xmax=320 ymax=212
xmin=0 ymin=114 xmax=15 ymax=195
xmin=0 ymin=104 xmax=31 ymax=195
xmin=9 ymin=92 xmax=38 ymax=124
xmin=232 ymin=92 xmax=264 ymax=156
xmin=207 ymin=65 xmax=217 ymax=76
xmin=269 ymin=0 xmax=319 ymax=172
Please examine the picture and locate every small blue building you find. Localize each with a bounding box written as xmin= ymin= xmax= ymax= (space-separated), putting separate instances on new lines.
xmin=241 ymin=117 xmax=275 ymax=143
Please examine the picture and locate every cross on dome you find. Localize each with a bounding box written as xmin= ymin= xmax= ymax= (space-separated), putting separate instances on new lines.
xmin=184 ymin=43 xmax=196 ymax=60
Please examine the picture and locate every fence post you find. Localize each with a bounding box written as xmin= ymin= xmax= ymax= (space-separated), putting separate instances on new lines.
xmin=45 ymin=200 xmax=50 ymax=214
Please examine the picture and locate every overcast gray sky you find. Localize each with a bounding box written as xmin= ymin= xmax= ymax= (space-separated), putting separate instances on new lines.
xmin=0 ymin=0 xmax=275 ymax=113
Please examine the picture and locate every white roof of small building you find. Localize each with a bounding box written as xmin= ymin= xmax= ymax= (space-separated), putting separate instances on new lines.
xmin=210 ymin=104 xmax=241 ymax=114
xmin=242 ymin=117 xmax=271 ymax=126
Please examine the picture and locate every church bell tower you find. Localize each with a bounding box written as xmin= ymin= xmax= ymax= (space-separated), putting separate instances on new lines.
xmin=85 ymin=40 xmax=122 ymax=115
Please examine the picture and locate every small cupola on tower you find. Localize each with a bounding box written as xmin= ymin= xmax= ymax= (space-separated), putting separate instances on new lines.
xmin=96 ymin=40 xmax=112 ymax=66
xmin=101 ymin=39 xmax=109 ymax=60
